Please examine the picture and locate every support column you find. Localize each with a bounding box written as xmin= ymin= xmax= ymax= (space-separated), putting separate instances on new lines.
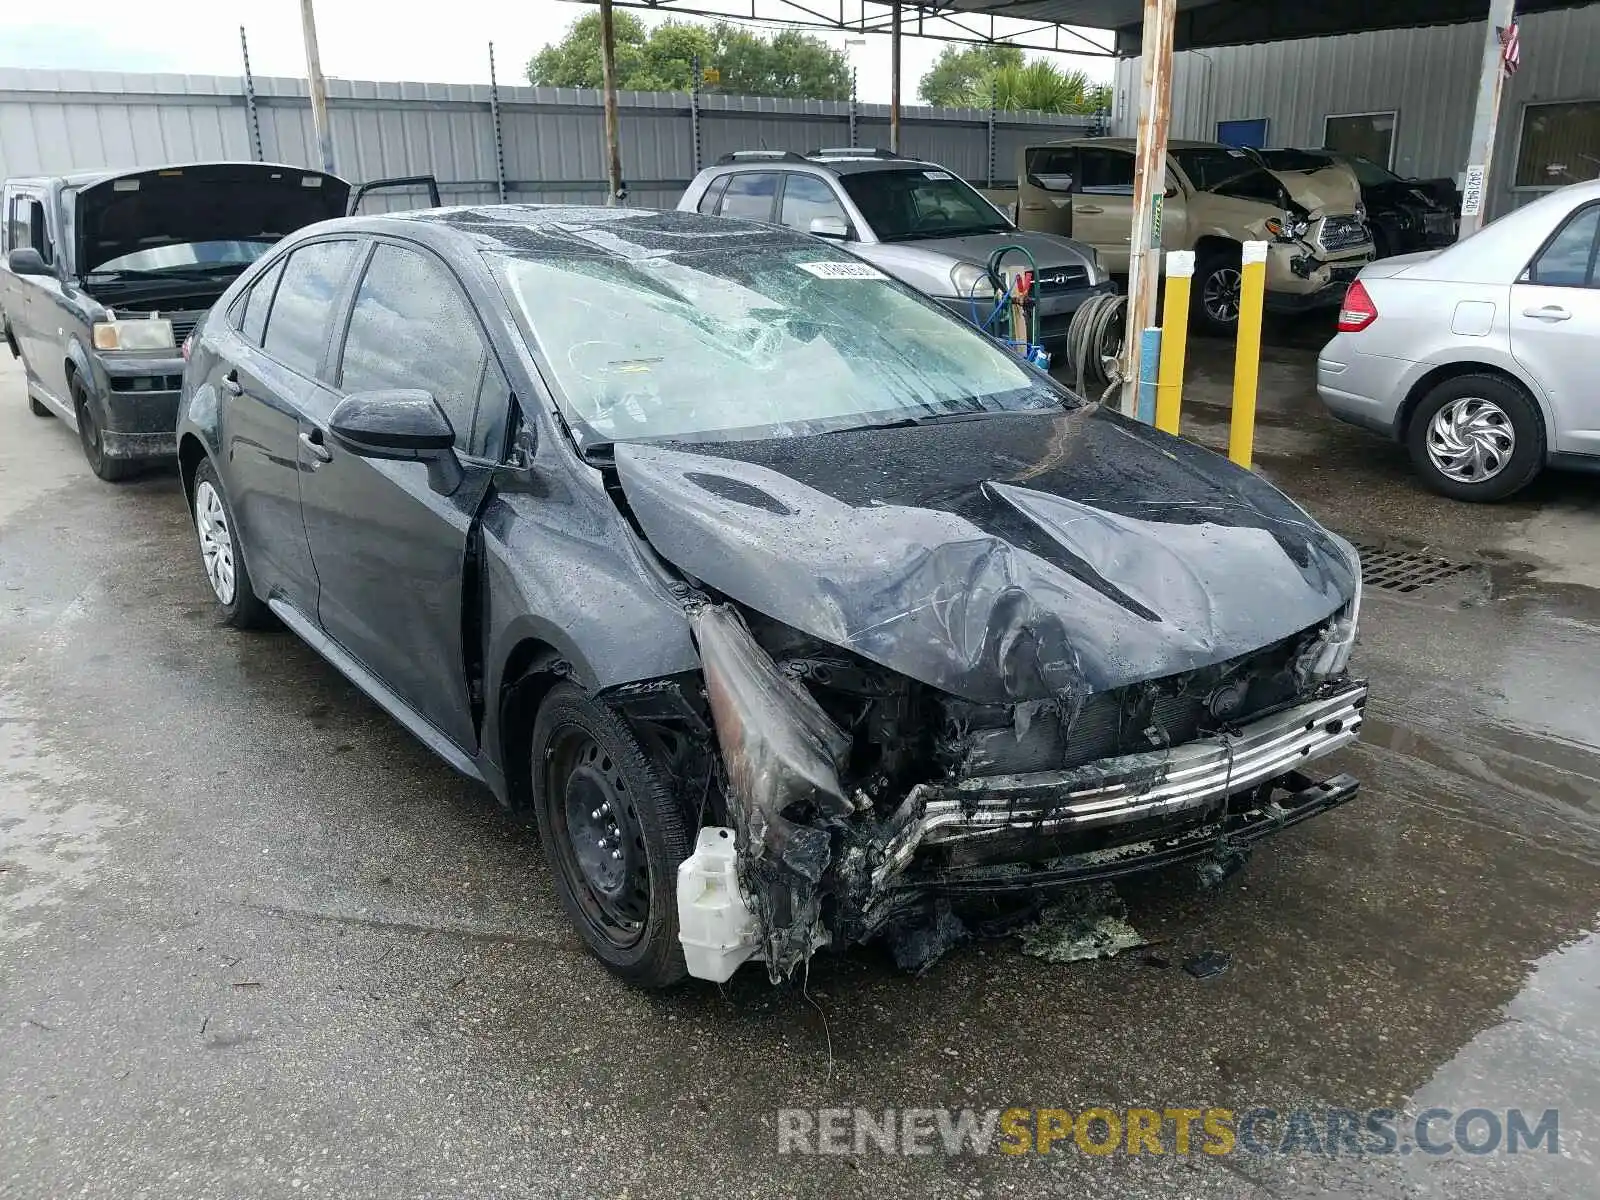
xmin=890 ymin=2 xmax=902 ymax=155
xmin=1119 ymin=0 xmax=1178 ymax=416
xmin=1458 ymin=0 xmax=1517 ymax=238
xmin=599 ymin=0 xmax=625 ymax=205
xmin=298 ymin=0 xmax=336 ymax=174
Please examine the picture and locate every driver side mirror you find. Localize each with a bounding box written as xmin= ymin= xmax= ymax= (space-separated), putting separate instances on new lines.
xmin=808 ymin=215 xmax=849 ymax=240
xmin=7 ymin=247 xmax=50 ymax=277
xmin=328 ymin=389 xmax=463 ymax=495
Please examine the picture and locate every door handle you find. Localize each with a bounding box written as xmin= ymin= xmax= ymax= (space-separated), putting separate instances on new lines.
xmin=1522 ymin=305 xmax=1571 ymax=322
xmin=221 ymin=369 xmax=243 ymax=395
xmin=1076 ymin=205 xmax=1105 ymax=214
xmin=299 ymin=428 xmax=333 ymax=464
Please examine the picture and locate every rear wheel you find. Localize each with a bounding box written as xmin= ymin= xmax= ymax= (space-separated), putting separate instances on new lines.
xmin=1406 ymin=374 xmax=1545 ymax=502
xmin=73 ymin=377 xmax=137 ymax=482
xmin=191 ymin=459 xmax=273 ymax=628
xmin=28 ymin=393 xmax=50 ymax=418
xmin=531 ymin=683 xmax=692 ymax=988
xmin=1192 ymin=249 xmax=1243 ymax=336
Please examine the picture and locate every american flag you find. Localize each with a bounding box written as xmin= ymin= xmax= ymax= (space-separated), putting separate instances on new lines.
xmin=1499 ymin=22 xmax=1521 ymax=76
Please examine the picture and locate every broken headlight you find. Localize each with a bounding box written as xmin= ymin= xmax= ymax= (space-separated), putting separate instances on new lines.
xmin=1300 ymin=550 xmax=1362 ymax=682
xmin=1264 ymin=214 xmax=1310 ymax=243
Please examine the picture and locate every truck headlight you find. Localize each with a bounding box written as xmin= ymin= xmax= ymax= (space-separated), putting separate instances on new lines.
xmin=93 ymin=318 xmax=175 ymax=352
xmin=950 ymin=262 xmax=996 ymax=300
xmin=1264 ymin=214 xmax=1310 ymax=243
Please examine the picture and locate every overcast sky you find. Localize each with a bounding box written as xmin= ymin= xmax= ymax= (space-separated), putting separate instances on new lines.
xmin=2 ymin=0 xmax=1114 ymax=104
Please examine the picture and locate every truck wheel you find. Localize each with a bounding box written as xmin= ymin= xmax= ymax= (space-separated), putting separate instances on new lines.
xmin=1407 ymin=374 xmax=1545 ymax=502
xmin=1192 ymin=250 xmax=1243 ymax=336
xmin=72 ymin=378 xmax=138 ymax=482
xmin=531 ymin=683 xmax=692 ymax=989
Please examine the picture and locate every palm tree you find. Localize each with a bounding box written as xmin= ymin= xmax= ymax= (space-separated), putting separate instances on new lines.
xmin=966 ymin=62 xmax=1107 ymax=114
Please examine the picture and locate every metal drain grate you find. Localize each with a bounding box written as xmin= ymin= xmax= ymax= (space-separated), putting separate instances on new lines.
xmin=1351 ymin=542 xmax=1474 ymax=594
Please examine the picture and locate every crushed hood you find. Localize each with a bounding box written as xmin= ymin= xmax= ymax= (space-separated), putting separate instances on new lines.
xmin=614 ymin=407 xmax=1358 ymax=704
xmin=1264 ymin=166 xmax=1362 ymax=217
xmin=74 ymin=163 xmax=350 ymax=274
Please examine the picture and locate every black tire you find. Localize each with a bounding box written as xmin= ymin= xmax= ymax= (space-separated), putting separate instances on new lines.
xmin=1406 ymin=374 xmax=1545 ymax=502
xmin=531 ymin=683 xmax=692 ymax=988
xmin=1192 ymin=248 xmax=1243 ymax=337
xmin=72 ymin=377 xmax=138 ymax=482
xmin=29 ymin=393 xmax=51 ymax=418
xmin=191 ymin=458 xmax=274 ymax=628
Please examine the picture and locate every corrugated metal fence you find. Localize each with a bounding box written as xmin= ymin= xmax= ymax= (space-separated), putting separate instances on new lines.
xmin=0 ymin=68 xmax=1098 ymax=210
xmin=1109 ymin=5 xmax=1600 ymax=220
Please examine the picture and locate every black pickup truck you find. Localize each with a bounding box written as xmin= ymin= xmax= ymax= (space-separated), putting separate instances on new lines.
xmin=1 ymin=162 xmax=434 ymax=481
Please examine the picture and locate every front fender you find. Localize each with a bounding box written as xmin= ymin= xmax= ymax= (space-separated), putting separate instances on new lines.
xmin=63 ymin=335 xmax=96 ymax=399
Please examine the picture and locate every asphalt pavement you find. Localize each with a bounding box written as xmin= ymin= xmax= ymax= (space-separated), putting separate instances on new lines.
xmin=2 ymin=349 xmax=1597 ymax=1199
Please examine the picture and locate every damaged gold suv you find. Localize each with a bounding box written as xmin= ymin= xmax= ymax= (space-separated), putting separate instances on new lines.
xmin=988 ymin=137 xmax=1374 ymax=334
xmin=181 ymin=205 xmax=1366 ymax=989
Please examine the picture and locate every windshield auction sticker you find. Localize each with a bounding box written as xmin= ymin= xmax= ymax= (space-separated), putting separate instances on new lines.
xmin=797 ymin=261 xmax=888 ymax=280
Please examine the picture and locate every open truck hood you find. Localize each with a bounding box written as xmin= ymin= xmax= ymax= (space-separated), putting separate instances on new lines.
xmin=615 ymin=407 xmax=1358 ymax=704
xmin=73 ymin=162 xmax=350 ymax=275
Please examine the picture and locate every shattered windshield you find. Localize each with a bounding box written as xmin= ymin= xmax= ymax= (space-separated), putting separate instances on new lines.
xmin=837 ymin=168 xmax=1012 ymax=240
xmin=493 ymin=245 xmax=1064 ymax=445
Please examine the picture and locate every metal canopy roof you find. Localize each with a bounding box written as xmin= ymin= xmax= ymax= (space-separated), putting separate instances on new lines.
xmin=928 ymin=0 xmax=1587 ymax=54
xmin=583 ymin=0 xmax=1588 ymax=54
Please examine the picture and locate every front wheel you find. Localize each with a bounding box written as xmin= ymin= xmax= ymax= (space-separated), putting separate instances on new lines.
xmin=73 ymin=378 xmax=138 ymax=482
xmin=191 ymin=459 xmax=273 ymax=627
xmin=1406 ymin=374 xmax=1545 ymax=502
xmin=531 ymin=683 xmax=692 ymax=988
xmin=1192 ymin=251 xmax=1243 ymax=336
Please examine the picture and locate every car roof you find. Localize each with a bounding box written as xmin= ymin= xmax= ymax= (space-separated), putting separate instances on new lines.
xmin=327 ymin=203 xmax=814 ymax=258
xmin=712 ymin=151 xmax=934 ymax=177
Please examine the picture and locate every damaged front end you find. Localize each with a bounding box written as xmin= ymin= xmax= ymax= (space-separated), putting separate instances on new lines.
xmin=679 ymin=600 xmax=1366 ymax=984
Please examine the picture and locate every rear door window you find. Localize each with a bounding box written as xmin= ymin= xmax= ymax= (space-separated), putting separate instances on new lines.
xmin=778 ymin=175 xmax=849 ymax=232
xmin=1077 ymin=149 xmax=1135 ymax=195
xmin=336 ymin=242 xmax=492 ymax=456
xmin=261 ymin=240 xmax=358 ymax=378
xmin=717 ymin=173 xmax=779 ymax=220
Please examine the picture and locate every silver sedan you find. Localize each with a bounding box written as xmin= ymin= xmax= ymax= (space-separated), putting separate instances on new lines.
xmin=1317 ymin=179 xmax=1600 ymax=501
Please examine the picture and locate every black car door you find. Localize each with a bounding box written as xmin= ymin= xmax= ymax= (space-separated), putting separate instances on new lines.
xmin=297 ymin=239 xmax=509 ymax=753
xmin=211 ymin=239 xmax=359 ymax=613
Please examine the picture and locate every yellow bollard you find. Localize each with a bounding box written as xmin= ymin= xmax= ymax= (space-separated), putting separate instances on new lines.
xmin=1155 ymin=250 xmax=1194 ymax=435
xmin=1229 ymin=241 xmax=1269 ymax=469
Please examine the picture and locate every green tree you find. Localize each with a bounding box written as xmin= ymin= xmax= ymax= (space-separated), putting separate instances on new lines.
xmin=527 ymin=17 xmax=850 ymax=100
xmin=917 ymin=44 xmax=1022 ymax=106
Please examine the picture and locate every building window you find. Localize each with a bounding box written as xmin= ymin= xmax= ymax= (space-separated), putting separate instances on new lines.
xmin=1324 ymin=112 xmax=1397 ymax=169
xmin=1516 ymin=100 xmax=1600 ymax=189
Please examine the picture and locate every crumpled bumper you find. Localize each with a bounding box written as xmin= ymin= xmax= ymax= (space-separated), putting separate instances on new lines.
xmin=872 ymin=683 xmax=1367 ymax=890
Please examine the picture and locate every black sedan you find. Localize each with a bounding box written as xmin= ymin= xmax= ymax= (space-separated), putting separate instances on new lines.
xmin=177 ymin=206 xmax=1366 ymax=988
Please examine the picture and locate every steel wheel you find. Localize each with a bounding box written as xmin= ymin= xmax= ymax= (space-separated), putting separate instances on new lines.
xmin=545 ymin=727 xmax=651 ymax=949
xmin=1425 ymin=395 xmax=1515 ymax=484
xmin=1202 ymin=266 xmax=1242 ymax=324
xmin=194 ymin=480 xmax=237 ymax=605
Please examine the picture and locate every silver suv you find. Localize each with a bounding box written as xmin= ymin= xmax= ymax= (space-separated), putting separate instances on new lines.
xmin=678 ymin=149 xmax=1112 ymax=345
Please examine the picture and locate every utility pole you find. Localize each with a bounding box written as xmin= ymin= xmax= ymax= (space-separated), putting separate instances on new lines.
xmin=1120 ymin=0 xmax=1178 ymax=416
xmin=599 ymin=0 xmax=625 ymax=205
xmin=889 ymin=2 xmax=902 ymax=155
xmin=298 ymin=0 xmax=336 ymax=174
xmin=1458 ymin=0 xmax=1517 ymax=238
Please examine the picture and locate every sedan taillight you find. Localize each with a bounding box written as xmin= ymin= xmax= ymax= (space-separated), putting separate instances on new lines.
xmin=1336 ymin=280 xmax=1378 ymax=332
